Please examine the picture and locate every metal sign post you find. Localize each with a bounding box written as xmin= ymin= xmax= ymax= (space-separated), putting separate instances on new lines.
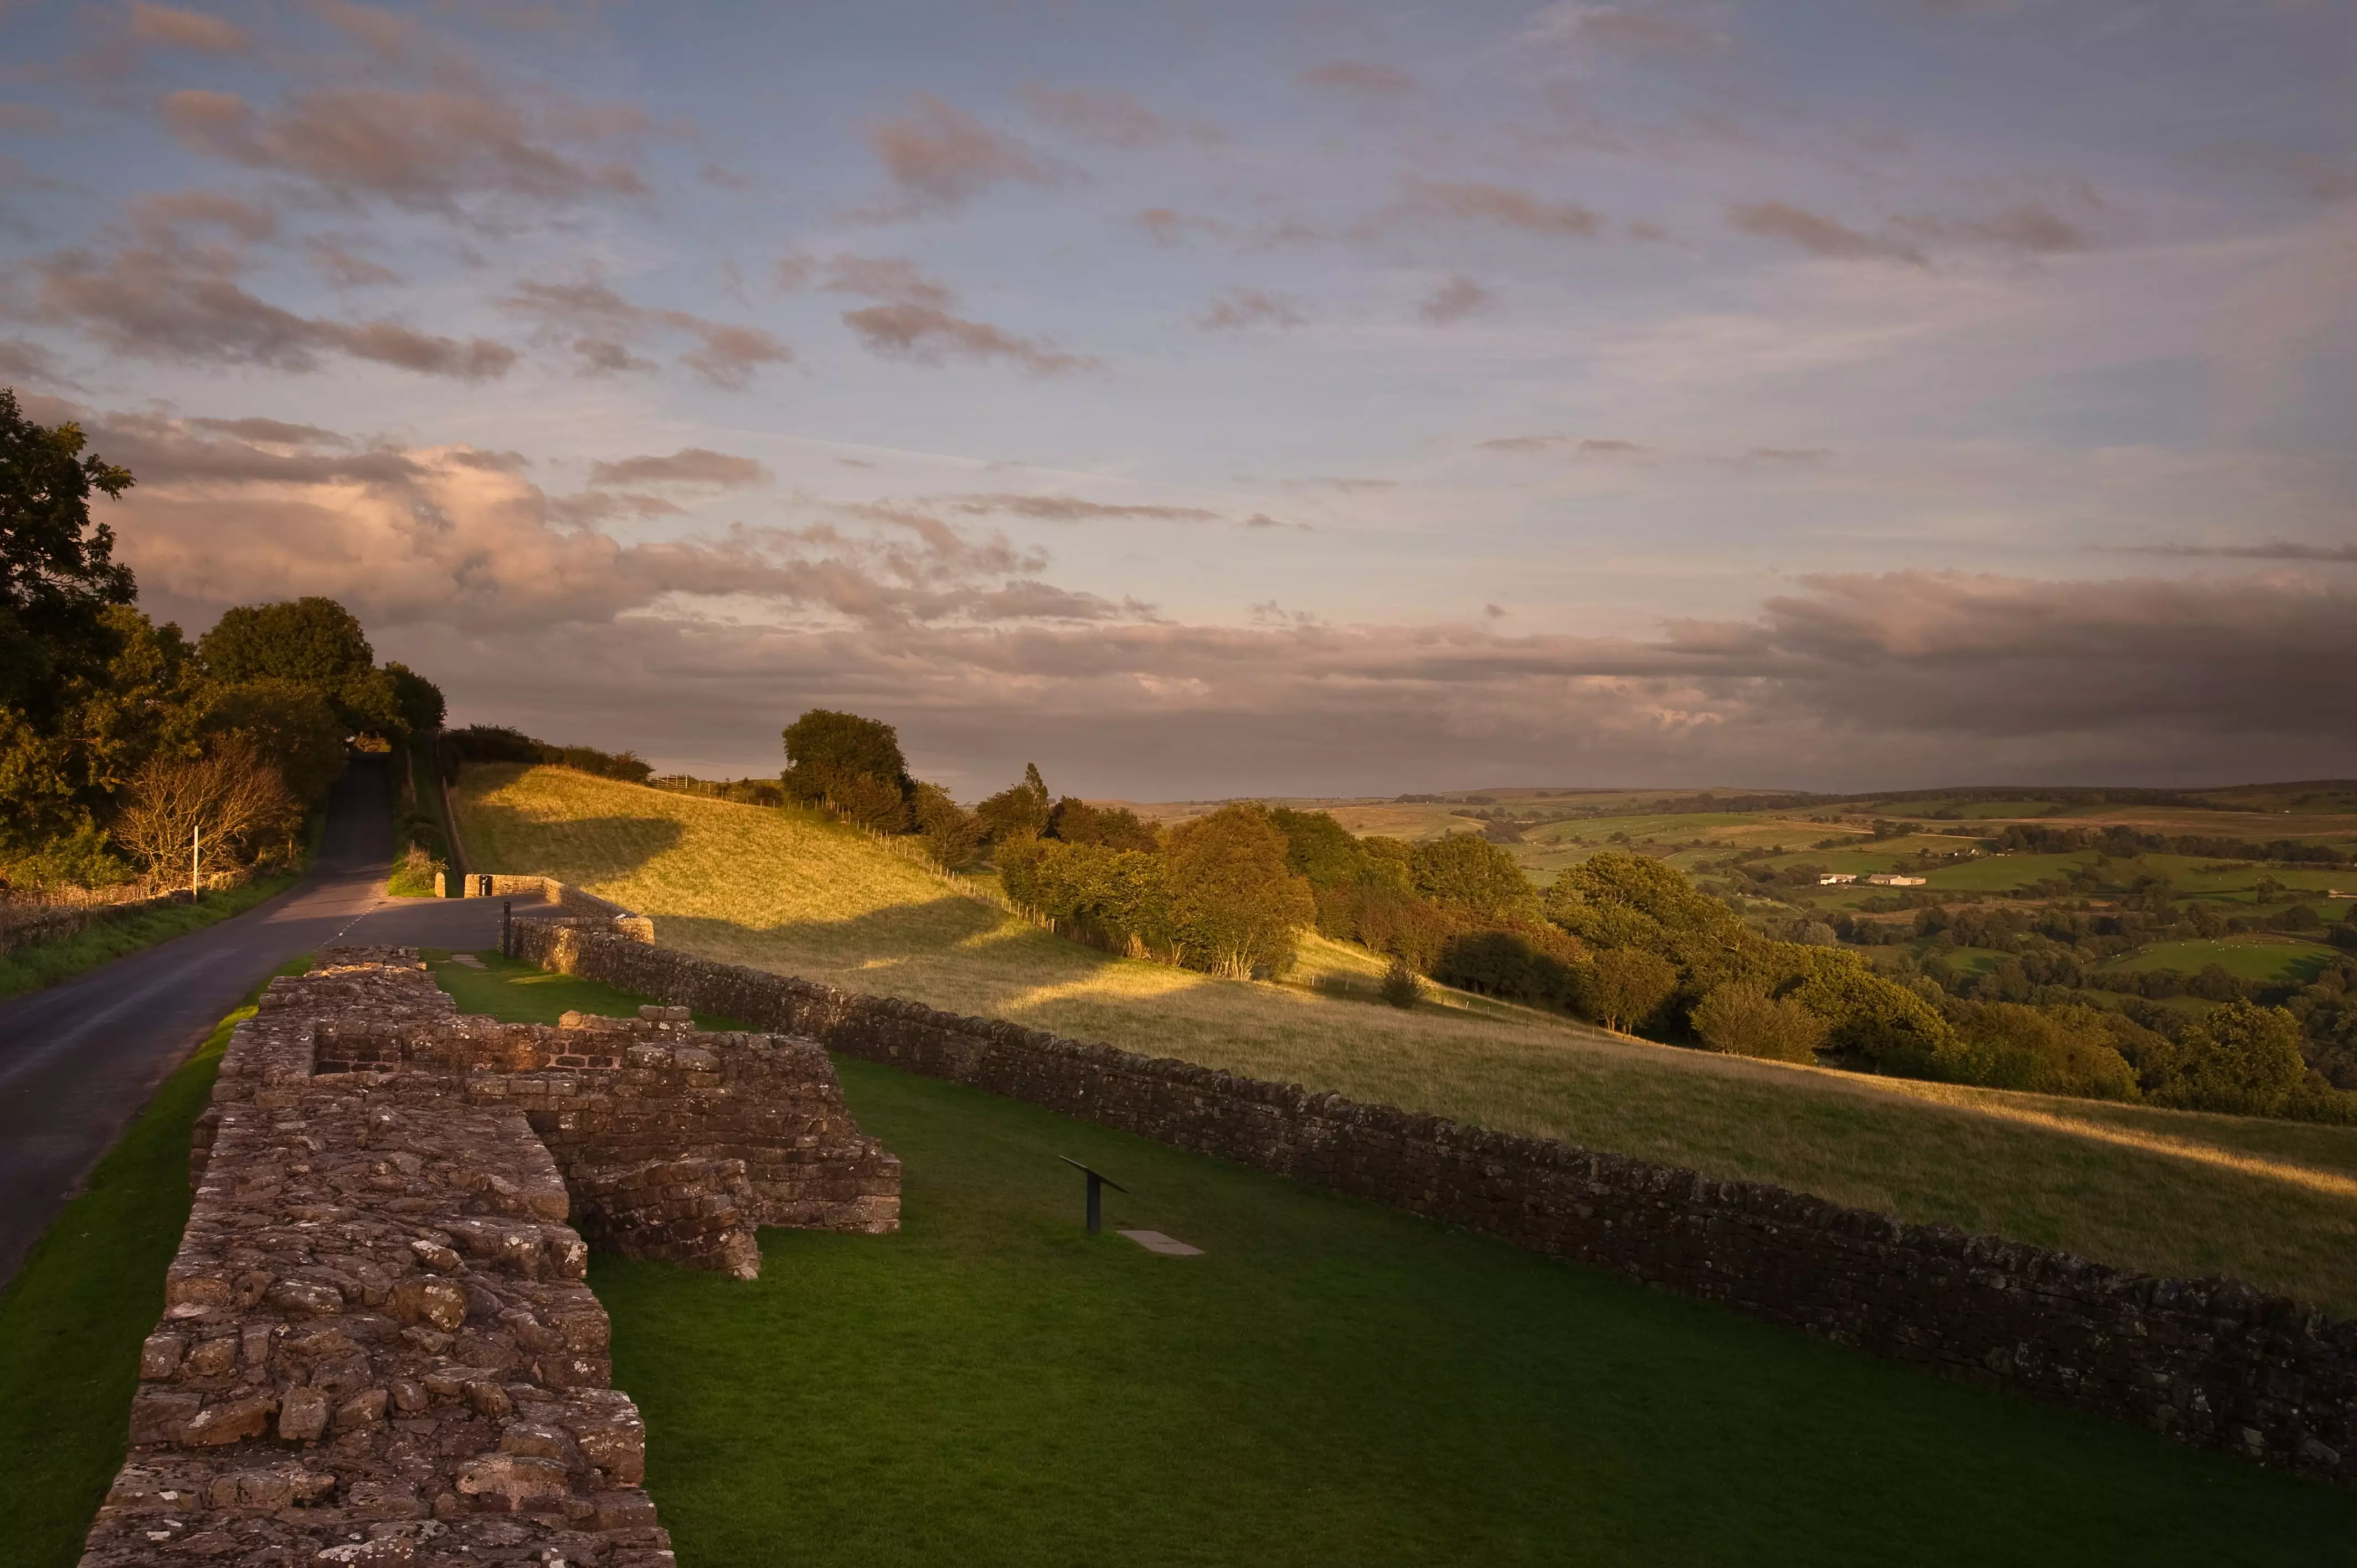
xmin=502 ymin=900 xmax=513 ymax=959
xmin=1058 ymin=1156 xmax=1128 ymax=1234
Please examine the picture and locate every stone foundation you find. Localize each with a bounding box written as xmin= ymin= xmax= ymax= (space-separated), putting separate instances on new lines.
xmin=83 ymin=946 xmax=899 ymax=1566
xmin=516 ymin=919 xmax=2357 ymax=1489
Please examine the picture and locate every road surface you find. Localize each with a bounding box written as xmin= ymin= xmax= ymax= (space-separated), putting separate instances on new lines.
xmin=0 ymin=756 xmax=539 ymax=1287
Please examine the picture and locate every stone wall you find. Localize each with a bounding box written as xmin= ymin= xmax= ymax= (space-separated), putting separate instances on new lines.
xmin=515 ymin=920 xmax=2357 ymax=1488
xmin=87 ymin=946 xmax=899 ymax=1566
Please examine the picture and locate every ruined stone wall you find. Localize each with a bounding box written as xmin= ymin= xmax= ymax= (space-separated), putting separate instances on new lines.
xmin=87 ymin=946 xmax=900 ymax=1567
xmin=516 ymin=920 xmax=2357 ymax=1488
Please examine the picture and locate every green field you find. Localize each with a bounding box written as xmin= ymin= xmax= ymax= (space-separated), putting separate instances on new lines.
xmin=2103 ymin=938 xmax=2344 ymax=984
xmin=451 ymin=765 xmax=2357 ymax=1312
xmin=0 ymin=960 xmax=310 ymax=1568
xmin=431 ymin=957 xmax=2357 ymax=1567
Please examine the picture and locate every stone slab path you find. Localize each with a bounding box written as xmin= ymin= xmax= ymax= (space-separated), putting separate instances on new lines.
xmin=1119 ymin=1230 xmax=1204 ymax=1256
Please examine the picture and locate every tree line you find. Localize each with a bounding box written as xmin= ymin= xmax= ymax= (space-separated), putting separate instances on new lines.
xmin=1 ymin=389 xmax=444 ymax=894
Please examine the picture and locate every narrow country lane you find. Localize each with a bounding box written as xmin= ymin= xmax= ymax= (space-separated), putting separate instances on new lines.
xmin=0 ymin=756 xmax=540 ymax=1287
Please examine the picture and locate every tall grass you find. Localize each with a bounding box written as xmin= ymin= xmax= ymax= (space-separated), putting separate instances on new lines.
xmin=452 ymin=764 xmax=2357 ymax=1313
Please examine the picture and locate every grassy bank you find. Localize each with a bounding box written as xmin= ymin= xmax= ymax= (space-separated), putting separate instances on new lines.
xmin=0 ymin=960 xmax=308 ymax=1568
xmin=427 ymin=950 xmax=2357 ymax=1566
xmin=450 ymin=765 xmax=2357 ymax=1313
xmin=0 ymin=875 xmax=298 ymax=1003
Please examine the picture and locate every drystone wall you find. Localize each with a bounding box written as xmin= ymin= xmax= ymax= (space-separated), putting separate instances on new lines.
xmin=86 ymin=946 xmax=898 ymax=1566
xmin=516 ymin=920 xmax=2357 ymax=1488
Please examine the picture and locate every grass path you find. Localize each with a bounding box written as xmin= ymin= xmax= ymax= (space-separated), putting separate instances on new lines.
xmin=452 ymin=765 xmax=2357 ymax=1313
xmin=438 ymin=953 xmax=2357 ymax=1568
xmin=0 ymin=959 xmax=310 ymax=1568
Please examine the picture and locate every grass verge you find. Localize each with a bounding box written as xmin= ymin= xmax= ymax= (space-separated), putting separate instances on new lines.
xmin=429 ymin=950 xmax=2357 ymax=1566
xmin=0 ymin=875 xmax=299 ymax=1003
xmin=451 ymin=766 xmax=2357 ymax=1313
xmin=0 ymin=957 xmax=310 ymax=1568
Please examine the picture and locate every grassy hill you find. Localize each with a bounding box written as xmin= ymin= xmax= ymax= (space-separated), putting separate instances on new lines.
xmin=452 ymin=764 xmax=2357 ymax=1314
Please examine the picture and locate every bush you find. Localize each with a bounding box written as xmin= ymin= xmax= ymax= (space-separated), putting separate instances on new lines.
xmin=1379 ymin=956 xmax=1421 ymax=1009
xmin=913 ymin=782 xmax=984 ymax=869
xmin=1938 ymin=1003 xmax=2139 ymax=1100
xmin=1691 ymin=982 xmax=1827 ymax=1062
xmin=976 ymin=763 xmax=1052 ymax=844
xmin=385 ymin=841 xmax=444 ymax=898
xmin=1430 ymin=927 xmax=1581 ymax=1009
xmin=1786 ymin=958 xmax=1954 ymax=1074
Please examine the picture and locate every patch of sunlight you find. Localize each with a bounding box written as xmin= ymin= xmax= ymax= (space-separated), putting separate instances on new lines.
xmin=999 ymin=966 xmax=1213 ymax=1009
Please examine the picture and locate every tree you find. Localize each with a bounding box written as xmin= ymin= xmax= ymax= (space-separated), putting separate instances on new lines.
xmin=1583 ymin=947 xmax=1679 ymax=1031
xmin=2141 ymin=1000 xmax=2308 ymax=1115
xmin=1939 ymin=1002 xmax=2139 ymax=1100
xmin=976 ymin=762 xmax=1052 ymax=844
xmin=202 ymin=680 xmax=349 ymax=805
xmin=1046 ymin=797 xmax=1159 ymax=851
xmin=1409 ymin=832 xmax=1541 ymax=924
xmin=0 ymin=387 xmax=136 ymax=724
xmin=199 ymin=596 xmax=374 ymax=687
xmin=1785 ymin=955 xmax=1954 ymax=1073
xmin=781 ymin=708 xmax=910 ymax=824
xmin=1690 ymin=981 xmax=1828 ymax=1063
xmin=1159 ymin=804 xmax=1316 ymax=978
xmin=912 ymin=782 xmax=985 ymax=868
xmin=112 ymin=740 xmax=298 ymax=884
xmin=1379 ymin=955 xmax=1421 ymax=1009
xmin=385 ymin=662 xmax=446 ymax=733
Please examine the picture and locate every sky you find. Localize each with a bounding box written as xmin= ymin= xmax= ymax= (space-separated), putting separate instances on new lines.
xmin=1 ymin=0 xmax=2351 ymax=798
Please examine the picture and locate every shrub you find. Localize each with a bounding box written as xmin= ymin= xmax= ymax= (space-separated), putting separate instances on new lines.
xmin=1431 ymin=927 xmax=1581 ymax=1009
xmin=976 ymin=763 xmax=1051 ymax=844
xmin=1160 ymin=805 xmax=1315 ymax=979
xmin=1046 ymin=797 xmax=1159 ymax=851
xmin=832 ymin=772 xmax=912 ymax=833
xmin=112 ymin=740 xmax=299 ymax=881
xmin=1938 ymin=1002 xmax=2139 ymax=1100
xmin=913 ymin=782 xmax=985 ymax=869
xmin=1379 ymin=955 xmax=1421 ymax=1009
xmin=1690 ymin=982 xmax=1827 ymax=1063
xmin=385 ymin=841 xmax=444 ymax=898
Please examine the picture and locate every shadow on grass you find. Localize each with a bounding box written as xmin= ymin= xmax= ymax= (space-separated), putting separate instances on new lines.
xmin=455 ymin=804 xmax=688 ymax=888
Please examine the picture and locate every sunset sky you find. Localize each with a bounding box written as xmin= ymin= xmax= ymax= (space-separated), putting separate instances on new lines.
xmin=2 ymin=1 xmax=2350 ymax=796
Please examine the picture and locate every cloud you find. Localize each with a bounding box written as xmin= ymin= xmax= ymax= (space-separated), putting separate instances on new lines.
xmin=1893 ymin=201 xmax=2092 ymax=256
xmin=498 ymin=276 xmax=790 ymax=390
xmin=1292 ymin=477 xmax=1397 ymax=493
xmin=1745 ymin=446 xmax=1831 ymax=462
xmin=1726 ymin=200 xmax=1926 ymax=265
xmin=128 ymin=3 xmax=249 ymax=53
xmin=128 ymin=189 xmax=277 ymax=244
xmin=0 ymin=104 xmax=61 ymax=134
xmin=863 ymin=94 xmax=1062 ymax=211
xmin=1018 ymin=85 xmax=1191 ymax=148
xmin=588 ymin=448 xmax=773 ymax=487
xmin=941 ymin=493 xmax=1219 ymax=524
xmin=1298 ymin=60 xmax=1418 ymax=97
xmin=27 ymin=243 xmax=516 ymax=378
xmin=1475 ymin=435 xmax=1647 ymax=456
xmin=305 ymin=238 xmax=403 ymax=288
xmin=1195 ymin=287 xmax=1304 ymax=331
xmin=840 ymin=303 xmax=1095 ymax=376
xmin=1135 ymin=208 xmax=1234 ymax=247
xmin=2099 ymin=540 xmax=2357 ymax=564
xmin=2202 ymin=143 xmax=2356 ymax=204
xmin=1387 ymin=178 xmax=1606 ymax=238
xmin=1525 ymin=4 xmax=1728 ymax=59
xmin=1417 ymin=274 xmax=1491 ymax=323
xmin=162 ymin=84 xmax=649 ymax=215
xmin=0 ymin=337 xmax=70 ymax=388
xmin=779 ymin=251 xmax=956 ymax=308
xmin=186 ymin=415 xmax=352 ymax=448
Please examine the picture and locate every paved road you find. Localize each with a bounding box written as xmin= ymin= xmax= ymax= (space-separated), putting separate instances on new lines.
xmin=0 ymin=756 xmax=539 ymax=1287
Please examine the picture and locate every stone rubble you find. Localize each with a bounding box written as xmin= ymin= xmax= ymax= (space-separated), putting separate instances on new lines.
xmin=82 ymin=945 xmax=899 ymax=1566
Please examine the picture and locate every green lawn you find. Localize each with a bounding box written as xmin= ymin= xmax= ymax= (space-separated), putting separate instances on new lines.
xmin=0 ymin=958 xmax=310 ymax=1568
xmin=445 ymin=956 xmax=2357 ymax=1566
xmin=0 ymin=875 xmax=298 ymax=1002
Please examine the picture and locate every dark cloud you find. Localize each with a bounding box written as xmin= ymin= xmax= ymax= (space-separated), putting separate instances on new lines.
xmin=1388 ymin=179 xmax=1606 ymax=238
xmin=2101 ymin=540 xmax=2357 ymax=564
xmin=187 ymin=415 xmax=352 ymax=447
xmin=128 ymin=3 xmax=249 ymax=53
xmin=0 ymin=337 xmax=70 ymax=388
xmin=1195 ymin=287 xmax=1304 ymax=331
xmin=162 ymin=84 xmax=649 ymax=215
xmin=1298 ymin=60 xmax=1418 ymax=97
xmin=1726 ymin=200 xmax=1926 ymax=265
xmin=498 ymin=276 xmax=790 ymax=390
xmin=27 ymin=243 xmax=516 ymax=379
xmin=840 ymin=303 xmax=1095 ymax=376
xmin=942 ymin=493 xmax=1219 ymax=524
xmin=588 ymin=448 xmax=772 ymax=487
xmin=1135 ymin=208 xmax=1234 ymax=247
xmin=863 ymin=95 xmax=1063 ymax=212
xmin=1018 ymin=85 xmax=1185 ymax=148
xmin=1417 ymin=274 xmax=1491 ymax=323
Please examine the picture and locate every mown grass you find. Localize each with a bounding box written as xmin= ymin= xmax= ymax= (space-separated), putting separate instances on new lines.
xmin=433 ymin=954 xmax=2357 ymax=1568
xmin=2102 ymin=937 xmax=2343 ymax=984
xmin=0 ymin=875 xmax=298 ymax=1002
xmin=451 ymin=765 xmax=2357 ymax=1313
xmin=0 ymin=958 xmax=310 ymax=1568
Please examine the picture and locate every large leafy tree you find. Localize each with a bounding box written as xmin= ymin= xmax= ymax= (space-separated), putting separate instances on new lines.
xmin=781 ymin=708 xmax=912 ymax=827
xmin=198 ymin=596 xmax=404 ymax=739
xmin=0 ymin=388 xmax=137 ymax=720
